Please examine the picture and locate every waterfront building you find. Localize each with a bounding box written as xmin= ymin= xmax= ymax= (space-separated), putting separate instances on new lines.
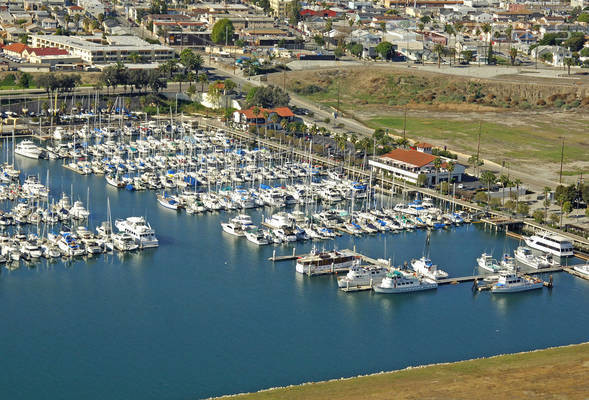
xmin=368 ymin=148 xmax=464 ymax=186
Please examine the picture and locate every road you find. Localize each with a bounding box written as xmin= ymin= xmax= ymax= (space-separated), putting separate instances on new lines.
xmin=0 ymin=59 xmax=572 ymax=191
xmin=203 ymin=60 xmax=566 ymax=191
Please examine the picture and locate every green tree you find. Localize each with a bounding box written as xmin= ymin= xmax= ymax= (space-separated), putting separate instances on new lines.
xmin=549 ymin=213 xmax=560 ymax=225
xmin=287 ymin=0 xmax=302 ymax=25
xmin=462 ymin=50 xmax=474 ymax=63
xmin=348 ymin=42 xmax=363 ymax=57
xmin=417 ymin=173 xmax=428 ymax=187
xmin=420 ymin=15 xmax=431 ymax=25
xmin=129 ymin=52 xmax=141 ymax=63
xmin=211 ymin=19 xmax=235 ymax=45
xmin=516 ymin=202 xmax=529 ymax=216
xmin=447 ymin=161 xmax=456 ymax=189
xmin=562 ymin=201 xmax=572 ymax=215
xmin=375 ymin=41 xmax=394 ymax=60
xmin=498 ymin=174 xmax=511 ymax=205
xmin=532 ymin=209 xmax=544 ymax=223
xmin=564 ymin=57 xmax=574 ymax=76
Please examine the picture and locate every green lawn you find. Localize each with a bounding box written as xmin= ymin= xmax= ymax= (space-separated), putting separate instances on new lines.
xmin=365 ymin=115 xmax=589 ymax=165
xmin=217 ymin=342 xmax=589 ymax=400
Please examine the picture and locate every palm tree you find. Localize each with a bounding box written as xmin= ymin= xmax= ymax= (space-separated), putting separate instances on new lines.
xmin=83 ymin=16 xmax=91 ymax=32
xmin=513 ymin=178 xmax=522 ymax=209
xmin=509 ymin=47 xmax=518 ymax=65
xmin=480 ymin=171 xmax=496 ymax=202
xmin=262 ymin=111 xmax=269 ymax=139
xmin=186 ymin=85 xmax=196 ymax=98
xmin=198 ymin=73 xmax=208 ymax=92
xmin=433 ymin=43 xmax=445 ymax=68
xmin=564 ymin=57 xmax=574 ymax=76
xmin=447 ymin=161 xmax=456 ymax=193
xmin=543 ymin=186 xmax=551 ymax=220
xmin=433 ymin=157 xmax=442 ymax=189
xmin=73 ymin=14 xmax=81 ymax=32
xmin=129 ymin=52 xmax=141 ymax=63
xmin=269 ymin=113 xmax=279 ymax=137
xmin=252 ymin=106 xmax=260 ymax=136
xmin=498 ymin=174 xmax=511 ymax=205
xmin=481 ymin=23 xmax=492 ymax=64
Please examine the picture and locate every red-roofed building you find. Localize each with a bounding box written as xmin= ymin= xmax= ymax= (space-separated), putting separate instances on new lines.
xmin=233 ymin=106 xmax=296 ymax=129
xmin=300 ymin=9 xmax=337 ymax=18
xmin=369 ymin=148 xmax=464 ymax=186
xmin=23 ymin=47 xmax=69 ymax=58
xmin=67 ymin=5 xmax=85 ymax=15
xmin=2 ymin=43 xmax=31 ymax=58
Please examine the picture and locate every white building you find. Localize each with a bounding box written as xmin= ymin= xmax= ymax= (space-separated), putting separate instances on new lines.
xmin=29 ymin=34 xmax=174 ymax=65
xmin=368 ymin=148 xmax=465 ymax=186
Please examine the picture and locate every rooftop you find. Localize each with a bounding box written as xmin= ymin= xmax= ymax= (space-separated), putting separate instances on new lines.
xmin=380 ymin=148 xmax=436 ymax=168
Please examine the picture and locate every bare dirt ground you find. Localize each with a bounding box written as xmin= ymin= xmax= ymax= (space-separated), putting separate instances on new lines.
xmin=217 ymin=342 xmax=589 ymax=400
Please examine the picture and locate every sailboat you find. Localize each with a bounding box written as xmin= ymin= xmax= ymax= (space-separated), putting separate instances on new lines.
xmin=410 ymin=230 xmax=449 ymax=280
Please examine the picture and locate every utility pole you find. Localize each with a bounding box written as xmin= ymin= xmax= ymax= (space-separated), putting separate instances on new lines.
xmin=402 ymin=105 xmax=407 ymax=140
xmin=559 ymin=136 xmax=565 ymax=184
xmin=476 ymin=121 xmax=482 ymax=178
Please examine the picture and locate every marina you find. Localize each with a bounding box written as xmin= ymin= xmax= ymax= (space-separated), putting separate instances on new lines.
xmin=0 ymin=124 xmax=588 ymax=400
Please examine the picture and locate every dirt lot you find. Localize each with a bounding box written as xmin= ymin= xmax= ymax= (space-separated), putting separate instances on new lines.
xmin=217 ymin=342 xmax=589 ymax=400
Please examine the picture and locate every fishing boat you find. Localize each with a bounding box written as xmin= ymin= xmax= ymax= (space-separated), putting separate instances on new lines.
xmin=373 ymin=270 xmax=438 ymax=293
xmin=477 ymin=253 xmax=503 ymax=273
xmin=491 ymin=273 xmax=544 ymax=293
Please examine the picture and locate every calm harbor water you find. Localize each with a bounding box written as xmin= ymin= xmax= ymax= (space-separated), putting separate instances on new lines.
xmin=1 ymin=155 xmax=589 ymax=400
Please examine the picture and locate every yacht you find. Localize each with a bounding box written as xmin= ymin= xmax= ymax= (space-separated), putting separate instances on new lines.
xmin=524 ymin=233 xmax=574 ymax=257
xmin=70 ymin=201 xmax=90 ymax=219
xmin=265 ymin=212 xmax=292 ymax=229
xmin=514 ymin=246 xmax=549 ymax=269
xmin=221 ymin=218 xmax=248 ymax=237
xmin=477 ymin=253 xmax=503 ymax=273
xmin=410 ymin=257 xmax=448 ymax=280
xmin=296 ymin=248 xmax=360 ymax=275
xmin=373 ymin=270 xmax=438 ymax=293
xmin=573 ymin=264 xmax=589 ymax=278
xmin=500 ymin=253 xmax=516 ymax=270
xmin=244 ymin=229 xmax=271 ymax=245
xmin=115 ymin=217 xmax=159 ymax=248
xmin=57 ymin=233 xmax=85 ymax=257
xmin=491 ymin=273 xmax=544 ymax=293
xmin=112 ymin=233 xmax=140 ymax=251
xmin=15 ymin=140 xmax=42 ymax=159
xmin=337 ymin=265 xmax=388 ymax=289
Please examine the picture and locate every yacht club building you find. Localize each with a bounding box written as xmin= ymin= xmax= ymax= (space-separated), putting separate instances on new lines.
xmin=368 ymin=148 xmax=464 ymax=186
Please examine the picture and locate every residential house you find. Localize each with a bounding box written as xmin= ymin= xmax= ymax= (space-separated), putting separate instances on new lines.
xmin=233 ymin=106 xmax=295 ymax=130
xmin=40 ymin=18 xmax=58 ymax=30
xmin=531 ymin=45 xmax=572 ymax=67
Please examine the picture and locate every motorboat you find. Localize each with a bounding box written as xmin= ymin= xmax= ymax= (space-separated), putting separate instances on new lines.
xmin=337 ymin=265 xmax=388 ymax=289
xmin=296 ymin=248 xmax=360 ymax=275
xmin=373 ymin=270 xmax=438 ymax=293
xmin=514 ymin=246 xmax=549 ymax=269
xmin=115 ymin=216 xmax=159 ymax=248
xmin=15 ymin=140 xmax=42 ymax=159
xmin=477 ymin=253 xmax=503 ymax=273
xmin=524 ymin=233 xmax=574 ymax=257
xmin=112 ymin=233 xmax=139 ymax=251
xmin=157 ymin=193 xmax=180 ymax=210
xmin=411 ymin=256 xmax=448 ymax=280
xmin=491 ymin=273 xmax=544 ymax=293
xmin=573 ymin=264 xmax=589 ymax=278
xmin=244 ymin=229 xmax=270 ymax=245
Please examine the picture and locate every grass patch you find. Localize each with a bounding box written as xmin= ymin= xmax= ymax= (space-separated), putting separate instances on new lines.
xmin=218 ymin=343 xmax=589 ymax=400
xmin=365 ymin=116 xmax=589 ymax=165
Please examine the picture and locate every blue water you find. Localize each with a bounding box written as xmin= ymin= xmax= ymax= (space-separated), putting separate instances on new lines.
xmin=1 ymin=157 xmax=589 ymax=400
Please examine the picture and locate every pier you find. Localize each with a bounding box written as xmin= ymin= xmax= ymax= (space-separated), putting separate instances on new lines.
xmin=198 ymin=118 xmax=589 ymax=254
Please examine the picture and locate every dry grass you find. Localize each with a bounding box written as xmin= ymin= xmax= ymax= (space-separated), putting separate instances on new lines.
xmin=216 ymin=343 xmax=589 ymax=400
